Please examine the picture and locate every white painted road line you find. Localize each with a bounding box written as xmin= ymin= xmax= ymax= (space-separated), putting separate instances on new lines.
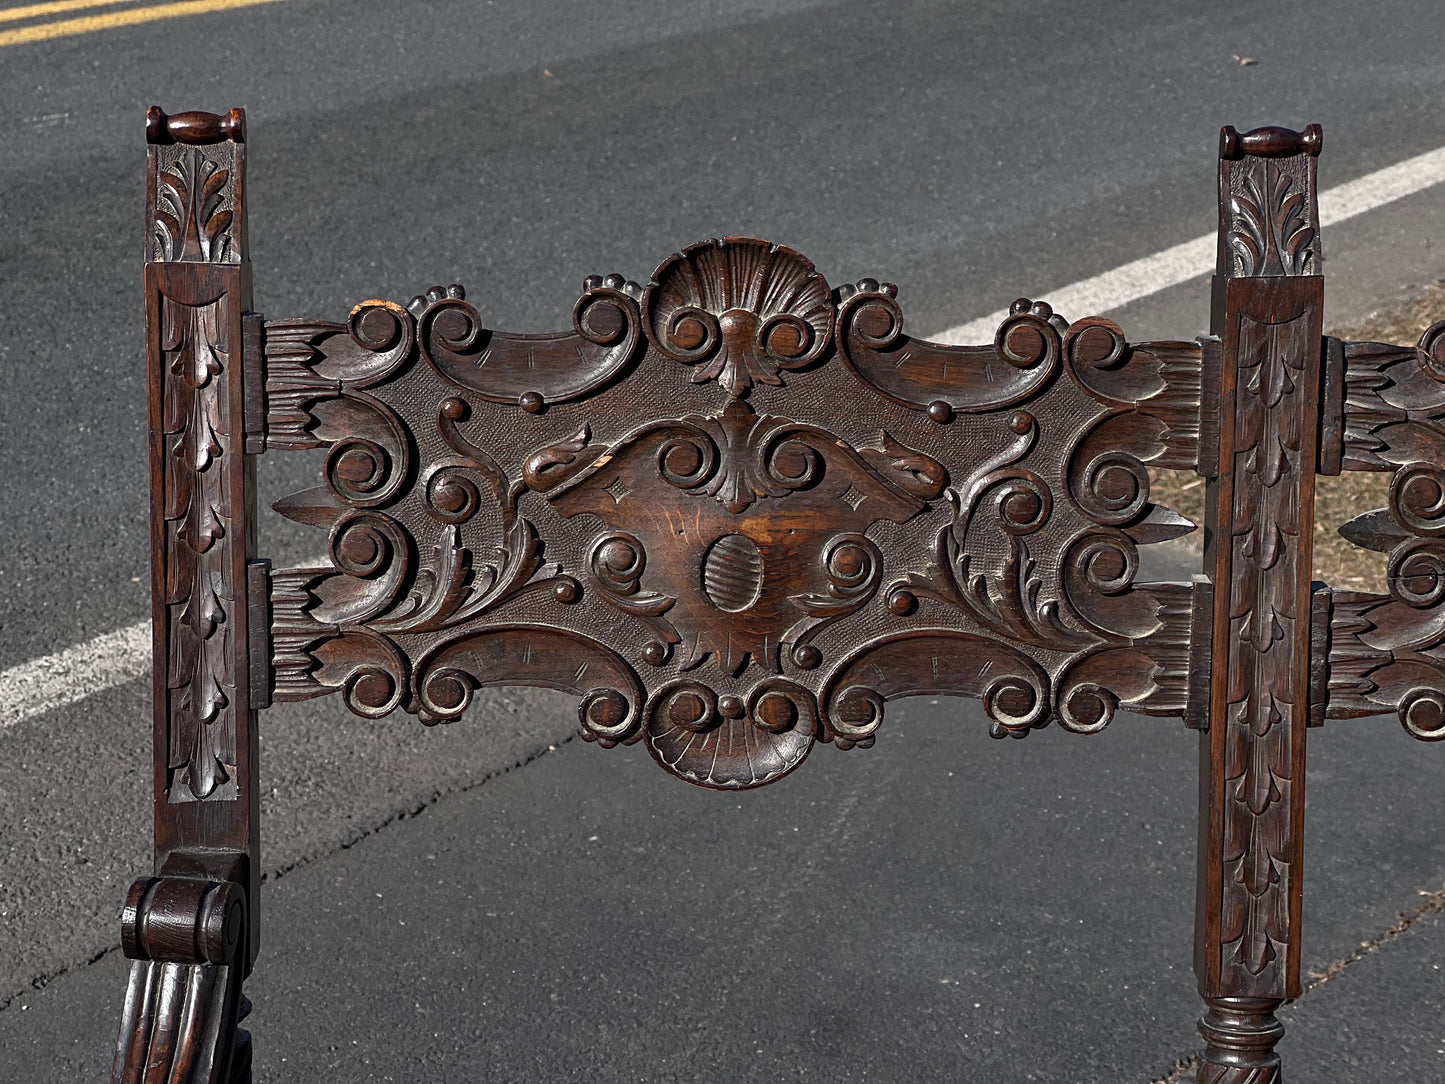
xmin=5 ymin=144 xmax=1445 ymax=733
xmin=934 ymin=142 xmax=1445 ymax=346
xmin=0 ymin=619 xmax=150 ymax=730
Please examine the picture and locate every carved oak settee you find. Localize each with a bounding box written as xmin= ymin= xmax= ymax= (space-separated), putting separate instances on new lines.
xmin=113 ymin=109 xmax=1444 ymax=1082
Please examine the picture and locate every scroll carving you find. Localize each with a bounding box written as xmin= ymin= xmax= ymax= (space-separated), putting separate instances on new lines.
xmin=1312 ymin=312 xmax=1445 ymax=738
xmin=262 ymin=237 xmax=1205 ymax=789
xmin=413 ymin=279 xmax=644 ymax=410
xmin=1334 ymin=322 xmax=1445 ymax=472
xmin=113 ymin=862 xmax=248 ymax=1082
xmin=1325 ymin=363 xmax=1445 ymax=740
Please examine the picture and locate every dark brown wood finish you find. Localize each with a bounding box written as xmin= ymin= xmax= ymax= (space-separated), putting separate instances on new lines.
xmin=110 ymin=111 xmax=1442 ymax=1081
xmin=1195 ymin=124 xmax=1324 ymax=1083
xmin=114 ymin=106 xmax=259 ymax=1084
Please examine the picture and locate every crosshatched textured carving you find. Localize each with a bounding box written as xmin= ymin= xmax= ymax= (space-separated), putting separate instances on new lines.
xmin=117 ymin=109 xmax=1445 ymax=1084
xmin=264 ymin=242 xmax=1205 ymax=791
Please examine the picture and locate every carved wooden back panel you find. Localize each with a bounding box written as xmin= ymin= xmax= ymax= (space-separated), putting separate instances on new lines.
xmin=113 ymin=110 xmax=1444 ymax=1084
xmin=259 ymin=243 xmax=1206 ymax=791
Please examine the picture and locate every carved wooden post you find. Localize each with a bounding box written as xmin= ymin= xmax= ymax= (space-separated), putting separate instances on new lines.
xmin=1195 ymin=123 xmax=1325 ymax=1082
xmin=113 ymin=106 xmax=259 ymax=1084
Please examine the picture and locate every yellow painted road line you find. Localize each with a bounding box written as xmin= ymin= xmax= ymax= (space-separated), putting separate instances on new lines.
xmin=0 ymin=0 xmax=134 ymax=25
xmin=0 ymin=0 xmax=284 ymax=46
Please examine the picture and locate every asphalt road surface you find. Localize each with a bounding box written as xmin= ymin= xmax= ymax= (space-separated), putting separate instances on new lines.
xmin=3 ymin=0 xmax=1445 ymax=1080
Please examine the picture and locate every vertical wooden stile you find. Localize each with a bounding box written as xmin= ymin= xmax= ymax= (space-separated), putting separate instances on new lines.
xmin=113 ymin=106 xmax=259 ymax=1084
xmin=1195 ymin=123 xmax=1324 ymax=1083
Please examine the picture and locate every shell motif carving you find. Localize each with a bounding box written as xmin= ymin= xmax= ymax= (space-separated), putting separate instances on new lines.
xmin=265 ymin=239 xmax=1204 ymax=792
xmin=644 ymin=238 xmax=833 ymax=397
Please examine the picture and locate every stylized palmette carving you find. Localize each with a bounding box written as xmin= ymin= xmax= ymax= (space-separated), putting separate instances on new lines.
xmin=1222 ymin=140 xmax=1320 ymax=278
xmin=152 ymin=144 xmax=239 ymax=264
xmin=257 ymin=239 xmax=1207 ymax=790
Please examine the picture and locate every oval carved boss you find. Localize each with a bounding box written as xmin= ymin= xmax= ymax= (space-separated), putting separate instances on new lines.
xmin=643 ymin=237 xmax=834 ymax=397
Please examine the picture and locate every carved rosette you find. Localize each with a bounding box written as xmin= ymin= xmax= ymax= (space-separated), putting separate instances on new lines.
xmin=263 ymin=235 xmax=1206 ymax=790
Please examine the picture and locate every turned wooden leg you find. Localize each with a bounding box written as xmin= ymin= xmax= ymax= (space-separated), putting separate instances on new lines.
xmin=1196 ymin=997 xmax=1285 ymax=1083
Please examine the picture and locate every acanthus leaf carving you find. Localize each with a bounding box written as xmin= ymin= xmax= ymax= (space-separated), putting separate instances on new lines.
xmin=161 ymin=292 xmax=237 ymax=802
xmin=1225 ymin=156 xmax=1319 ymax=278
xmin=263 ymin=242 xmax=1204 ymax=791
xmin=153 ymin=145 xmax=239 ymax=263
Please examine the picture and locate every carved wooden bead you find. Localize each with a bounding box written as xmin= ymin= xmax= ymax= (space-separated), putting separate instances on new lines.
xmin=792 ymin=645 xmax=822 ymax=670
xmin=886 ymin=588 xmax=918 ymax=616
xmin=926 ymin=400 xmax=953 ymax=423
xmin=519 ymin=391 xmax=545 ymax=413
xmin=718 ymin=694 xmax=745 ymax=718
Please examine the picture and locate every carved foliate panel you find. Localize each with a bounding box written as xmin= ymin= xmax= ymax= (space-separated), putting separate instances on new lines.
xmin=1320 ymin=320 xmax=1445 ymax=741
xmin=145 ymin=108 xmax=257 ymax=815
xmin=264 ymin=237 xmax=1205 ymax=790
xmin=1198 ymin=126 xmax=1324 ymax=1010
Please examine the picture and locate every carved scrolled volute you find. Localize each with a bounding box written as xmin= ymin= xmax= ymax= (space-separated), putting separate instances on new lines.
xmin=643 ymin=238 xmax=833 ymax=397
xmin=412 ymin=625 xmax=643 ymax=737
xmin=823 ymin=630 xmax=1051 ymax=741
xmin=114 ymin=859 xmax=249 ymax=1084
xmin=407 ymin=276 xmax=644 ymax=411
xmin=836 ymin=288 xmax=1066 ymax=420
xmin=263 ymin=235 xmax=1204 ymax=790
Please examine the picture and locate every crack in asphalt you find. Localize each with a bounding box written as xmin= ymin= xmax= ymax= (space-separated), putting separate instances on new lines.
xmin=1299 ymin=879 xmax=1445 ymax=994
xmin=1147 ymin=879 xmax=1445 ymax=1083
xmin=1151 ymin=1054 xmax=1198 ymax=1084
xmin=5 ymin=738 xmax=1442 ymax=1084
xmin=0 ymin=733 xmax=577 ymax=1017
